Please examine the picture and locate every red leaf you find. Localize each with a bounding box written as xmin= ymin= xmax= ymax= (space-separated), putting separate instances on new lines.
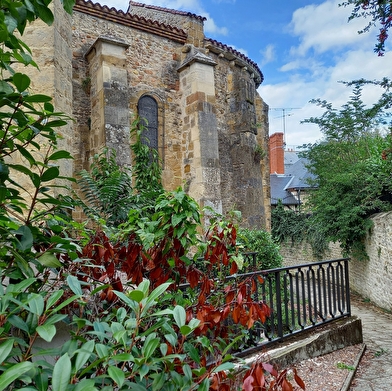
xmin=262 ymin=362 xmax=278 ymax=378
xmin=106 ymin=261 xmax=115 ymax=278
xmin=242 ymin=375 xmax=254 ymax=391
xmin=237 ymin=291 xmax=243 ymax=305
xmin=282 ymin=378 xmax=293 ymax=391
xmin=257 ymin=275 xmax=264 ymax=284
xmin=112 ymin=279 xmax=123 ymax=292
xmin=186 ymin=268 xmax=200 ymax=288
xmin=232 ymin=305 xmax=241 ymax=323
xmin=247 ymin=305 xmax=255 ymax=329
xmin=293 ymin=368 xmax=306 ymax=390
xmin=230 ymin=260 xmax=238 ymax=275
xmin=231 ymin=225 xmax=237 ymax=246
xmin=222 ymin=248 xmax=229 ymax=266
xmin=225 ymin=290 xmax=235 ymax=304
xmin=222 ymin=304 xmax=230 ymax=320
xmin=211 ymin=310 xmax=222 ymax=324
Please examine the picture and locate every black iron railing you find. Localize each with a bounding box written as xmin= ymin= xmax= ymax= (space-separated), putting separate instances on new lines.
xmin=229 ymin=257 xmax=351 ymax=357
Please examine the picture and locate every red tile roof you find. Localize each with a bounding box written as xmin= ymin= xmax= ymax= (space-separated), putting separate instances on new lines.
xmin=128 ymin=1 xmax=206 ymax=22
xmin=73 ymin=0 xmax=263 ymax=85
xmin=74 ymin=0 xmax=188 ymax=44
xmin=205 ymin=39 xmax=264 ymax=86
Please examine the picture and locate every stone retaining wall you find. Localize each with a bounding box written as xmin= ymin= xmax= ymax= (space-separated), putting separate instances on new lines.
xmin=349 ymin=212 xmax=392 ymax=311
xmin=280 ymin=212 xmax=392 ymax=311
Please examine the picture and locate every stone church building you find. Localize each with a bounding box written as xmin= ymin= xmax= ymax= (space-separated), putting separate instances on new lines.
xmin=24 ymin=0 xmax=271 ymax=229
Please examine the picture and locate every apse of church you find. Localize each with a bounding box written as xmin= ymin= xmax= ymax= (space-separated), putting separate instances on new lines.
xmin=22 ymin=0 xmax=271 ymax=230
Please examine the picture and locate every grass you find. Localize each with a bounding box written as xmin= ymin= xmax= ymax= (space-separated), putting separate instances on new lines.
xmin=336 ymin=362 xmax=355 ymax=371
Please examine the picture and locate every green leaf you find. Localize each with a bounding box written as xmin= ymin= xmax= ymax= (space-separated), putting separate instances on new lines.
xmin=179 ymin=325 xmax=192 ymax=336
xmin=14 ymin=225 xmax=33 ymax=251
xmin=182 ymin=364 xmax=192 ymax=380
xmin=128 ymin=384 xmax=148 ymax=391
xmin=7 ymin=278 xmax=36 ymax=293
xmin=74 ymin=379 xmax=97 ymax=391
xmin=44 ymin=314 xmax=67 ymax=326
xmin=173 ymin=305 xmax=186 ymax=328
xmin=146 ymin=282 xmax=171 ymax=305
xmin=34 ymin=369 xmax=49 ymax=391
xmin=128 ymin=289 xmax=144 ymax=303
xmin=74 ymin=340 xmax=95 ymax=372
xmin=171 ymin=213 xmax=183 ymax=227
xmin=8 ymin=315 xmax=29 ymax=333
xmin=37 ymin=252 xmax=62 ymax=268
xmin=41 ymin=166 xmax=59 ymax=182
xmin=198 ymin=378 xmax=209 ymax=391
xmin=35 ymin=4 xmax=54 ymax=25
xmin=142 ymin=334 xmax=160 ymax=359
xmin=0 ymin=81 xmax=14 ymax=94
xmin=52 ymin=354 xmax=71 ymax=391
xmin=95 ymin=343 xmax=109 ymax=359
xmin=48 ymin=150 xmax=72 ymax=161
xmin=46 ymin=290 xmax=64 ymax=310
xmin=0 ymin=361 xmax=34 ymax=390
xmin=184 ymin=343 xmax=200 ymax=364
xmin=0 ymin=339 xmax=15 ymax=364
xmin=108 ymin=366 xmax=125 ymax=387
xmin=66 ymin=275 xmax=83 ymax=295
xmin=51 ymin=294 xmax=81 ymax=313
xmin=0 ymin=161 xmax=10 ymax=182
xmin=13 ymin=73 xmax=30 ymax=92
xmin=15 ymin=144 xmax=36 ymax=166
xmin=211 ymin=362 xmax=234 ymax=373
xmin=28 ymin=293 xmax=45 ymax=315
xmin=23 ymin=94 xmax=52 ymax=103
xmin=36 ymin=324 xmax=56 ymax=342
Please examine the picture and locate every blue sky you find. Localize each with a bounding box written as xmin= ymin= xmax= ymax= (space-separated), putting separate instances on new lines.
xmin=100 ymin=0 xmax=392 ymax=148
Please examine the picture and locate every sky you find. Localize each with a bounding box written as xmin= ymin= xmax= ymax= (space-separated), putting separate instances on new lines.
xmin=99 ymin=0 xmax=392 ymax=149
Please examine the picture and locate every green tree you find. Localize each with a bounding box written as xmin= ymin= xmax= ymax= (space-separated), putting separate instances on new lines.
xmin=302 ymin=79 xmax=392 ymax=259
xmin=340 ymin=0 xmax=392 ymax=55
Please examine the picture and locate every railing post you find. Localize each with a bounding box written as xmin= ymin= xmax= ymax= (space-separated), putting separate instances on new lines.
xmin=275 ymin=270 xmax=283 ymax=338
xmin=344 ymin=259 xmax=351 ymax=316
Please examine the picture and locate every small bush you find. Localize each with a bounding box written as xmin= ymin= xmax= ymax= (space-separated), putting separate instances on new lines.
xmin=237 ymin=228 xmax=283 ymax=270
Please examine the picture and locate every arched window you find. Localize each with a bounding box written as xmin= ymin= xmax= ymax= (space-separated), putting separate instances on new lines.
xmin=138 ymin=95 xmax=158 ymax=151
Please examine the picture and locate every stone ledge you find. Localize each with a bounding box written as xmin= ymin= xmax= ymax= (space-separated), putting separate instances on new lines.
xmin=232 ymin=316 xmax=363 ymax=387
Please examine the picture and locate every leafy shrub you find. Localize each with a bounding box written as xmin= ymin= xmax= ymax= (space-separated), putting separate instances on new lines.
xmin=271 ymin=201 xmax=329 ymax=260
xmin=0 ymin=0 xmax=305 ymax=389
xmin=237 ymin=228 xmax=283 ymax=271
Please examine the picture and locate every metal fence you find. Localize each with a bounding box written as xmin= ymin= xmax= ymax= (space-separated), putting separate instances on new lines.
xmin=231 ymin=257 xmax=351 ymax=357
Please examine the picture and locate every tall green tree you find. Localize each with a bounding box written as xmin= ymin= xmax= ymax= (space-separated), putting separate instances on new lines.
xmin=302 ymin=79 xmax=392 ymax=259
xmin=340 ymin=0 xmax=392 ymax=55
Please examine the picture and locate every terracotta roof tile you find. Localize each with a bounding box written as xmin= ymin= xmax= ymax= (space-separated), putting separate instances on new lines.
xmin=205 ymin=38 xmax=264 ymax=86
xmin=128 ymin=1 xmax=206 ymax=22
xmin=74 ymin=0 xmax=187 ymax=44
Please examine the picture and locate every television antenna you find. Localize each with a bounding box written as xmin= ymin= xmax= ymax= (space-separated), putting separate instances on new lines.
xmin=269 ymin=108 xmax=301 ymax=145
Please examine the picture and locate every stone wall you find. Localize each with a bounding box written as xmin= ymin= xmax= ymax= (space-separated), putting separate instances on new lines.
xmin=16 ymin=0 xmax=74 ymax=191
xmin=19 ymin=0 xmax=271 ymax=229
xmin=280 ymin=212 xmax=392 ymax=311
xmin=280 ymin=241 xmax=343 ymax=268
xmin=348 ymin=212 xmax=392 ymax=311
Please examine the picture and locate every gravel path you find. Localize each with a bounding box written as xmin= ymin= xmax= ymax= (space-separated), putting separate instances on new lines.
xmin=283 ymin=292 xmax=392 ymax=391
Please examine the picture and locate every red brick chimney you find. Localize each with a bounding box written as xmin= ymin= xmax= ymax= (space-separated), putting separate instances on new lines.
xmin=269 ymin=132 xmax=284 ymax=174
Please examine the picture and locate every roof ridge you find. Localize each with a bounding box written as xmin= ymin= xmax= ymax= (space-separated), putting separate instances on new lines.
xmin=74 ymin=0 xmax=188 ymax=44
xmin=128 ymin=1 xmax=206 ymax=21
xmin=205 ymin=38 xmax=264 ymax=86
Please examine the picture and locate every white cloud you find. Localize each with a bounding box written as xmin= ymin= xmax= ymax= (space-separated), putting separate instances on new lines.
xmin=259 ymin=0 xmax=392 ymax=147
xmin=202 ymin=14 xmax=228 ymax=35
xmin=260 ymin=44 xmax=276 ymax=67
xmin=289 ymin=0 xmax=375 ymax=56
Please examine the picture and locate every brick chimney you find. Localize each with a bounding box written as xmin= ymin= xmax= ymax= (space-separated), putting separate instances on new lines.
xmin=269 ymin=132 xmax=284 ymax=174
